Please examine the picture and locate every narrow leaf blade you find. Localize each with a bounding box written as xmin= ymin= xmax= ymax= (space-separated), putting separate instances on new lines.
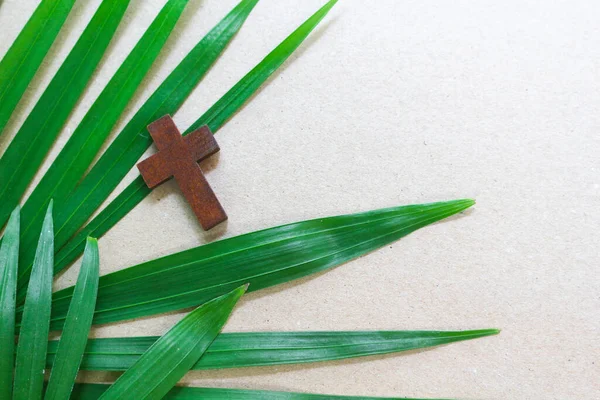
xmin=13 ymin=202 xmax=54 ymax=400
xmin=47 ymin=329 xmax=499 ymax=372
xmin=44 ymin=238 xmax=99 ymax=400
xmin=0 ymin=0 xmax=131 ymax=229
xmin=0 ymin=207 xmax=20 ymax=399
xmin=189 ymin=0 xmax=338 ymax=133
xmin=72 ymin=384 xmax=448 ymax=400
xmin=53 ymin=0 xmax=337 ymax=274
xmin=97 ymin=286 xmax=247 ymax=400
xmin=0 ymin=0 xmax=77 ymax=135
xmin=44 ymin=199 xmax=474 ymax=329
xmin=18 ymin=0 xmax=191 ymax=273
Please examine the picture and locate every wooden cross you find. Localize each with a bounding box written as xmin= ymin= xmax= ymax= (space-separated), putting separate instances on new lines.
xmin=137 ymin=115 xmax=227 ymax=230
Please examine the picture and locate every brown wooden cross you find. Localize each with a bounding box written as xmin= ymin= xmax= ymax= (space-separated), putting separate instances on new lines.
xmin=137 ymin=115 xmax=227 ymax=230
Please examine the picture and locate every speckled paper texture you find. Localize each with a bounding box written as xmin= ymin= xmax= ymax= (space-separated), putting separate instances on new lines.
xmin=0 ymin=0 xmax=598 ymax=398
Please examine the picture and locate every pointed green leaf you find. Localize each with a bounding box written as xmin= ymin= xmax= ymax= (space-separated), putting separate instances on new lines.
xmin=0 ymin=0 xmax=131 ymax=229
xmin=47 ymin=329 xmax=499 ymax=372
xmin=13 ymin=202 xmax=54 ymax=400
xmin=44 ymin=238 xmax=99 ymax=400
xmin=0 ymin=207 xmax=19 ymax=399
xmin=44 ymin=199 xmax=474 ymax=329
xmin=53 ymin=0 xmax=337 ymax=274
xmin=17 ymin=0 xmax=191 ymax=276
xmin=97 ymin=285 xmax=247 ymax=400
xmin=71 ymin=384 xmax=448 ymax=400
xmin=189 ymin=0 xmax=338 ymax=133
xmin=0 ymin=0 xmax=77 ymax=136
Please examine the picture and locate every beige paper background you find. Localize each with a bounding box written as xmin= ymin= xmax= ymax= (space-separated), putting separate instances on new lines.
xmin=1 ymin=0 xmax=598 ymax=398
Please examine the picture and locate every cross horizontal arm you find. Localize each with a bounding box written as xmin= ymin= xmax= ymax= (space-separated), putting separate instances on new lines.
xmin=137 ymin=151 xmax=172 ymax=188
xmin=185 ymin=125 xmax=219 ymax=161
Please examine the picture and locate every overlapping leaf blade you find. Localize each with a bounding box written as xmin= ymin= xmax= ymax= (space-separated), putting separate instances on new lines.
xmin=13 ymin=202 xmax=54 ymax=400
xmin=51 ymin=0 xmax=336 ymax=274
xmin=47 ymin=329 xmax=499 ymax=372
xmin=97 ymin=285 xmax=247 ymax=400
xmin=0 ymin=0 xmax=77 ymax=135
xmin=0 ymin=207 xmax=19 ymax=399
xmin=72 ymin=384 xmax=447 ymax=400
xmin=17 ymin=0 xmax=191 ymax=281
xmin=43 ymin=199 xmax=474 ymax=329
xmin=44 ymin=238 xmax=99 ymax=400
xmin=0 ymin=0 xmax=132 ymax=229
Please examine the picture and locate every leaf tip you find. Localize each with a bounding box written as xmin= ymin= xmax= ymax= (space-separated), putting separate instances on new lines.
xmin=229 ymin=284 xmax=250 ymax=302
xmin=323 ymin=0 xmax=339 ymax=12
xmin=458 ymin=198 xmax=476 ymax=208
xmin=237 ymin=283 xmax=250 ymax=295
xmin=42 ymin=199 xmax=54 ymax=231
xmin=243 ymin=0 xmax=260 ymax=9
xmin=9 ymin=205 xmax=21 ymax=223
xmin=446 ymin=198 xmax=475 ymax=214
xmin=470 ymin=328 xmax=501 ymax=338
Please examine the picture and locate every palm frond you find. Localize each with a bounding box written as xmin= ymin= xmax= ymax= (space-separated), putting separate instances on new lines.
xmin=0 ymin=2 xmax=494 ymax=399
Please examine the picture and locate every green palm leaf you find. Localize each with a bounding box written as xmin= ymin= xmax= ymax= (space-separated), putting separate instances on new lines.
xmin=13 ymin=202 xmax=54 ymax=400
xmin=0 ymin=207 xmax=19 ymax=399
xmin=51 ymin=0 xmax=336 ymax=275
xmin=0 ymin=0 xmax=131 ymax=228
xmin=97 ymin=285 xmax=247 ymax=400
xmin=47 ymin=329 xmax=499 ymax=372
xmin=190 ymin=0 xmax=338 ymax=132
xmin=44 ymin=238 xmax=99 ymax=400
xmin=43 ymin=199 xmax=473 ymax=329
xmin=0 ymin=0 xmax=77 ymax=136
xmin=17 ymin=0 xmax=191 ymax=277
xmin=71 ymin=384 xmax=448 ymax=400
